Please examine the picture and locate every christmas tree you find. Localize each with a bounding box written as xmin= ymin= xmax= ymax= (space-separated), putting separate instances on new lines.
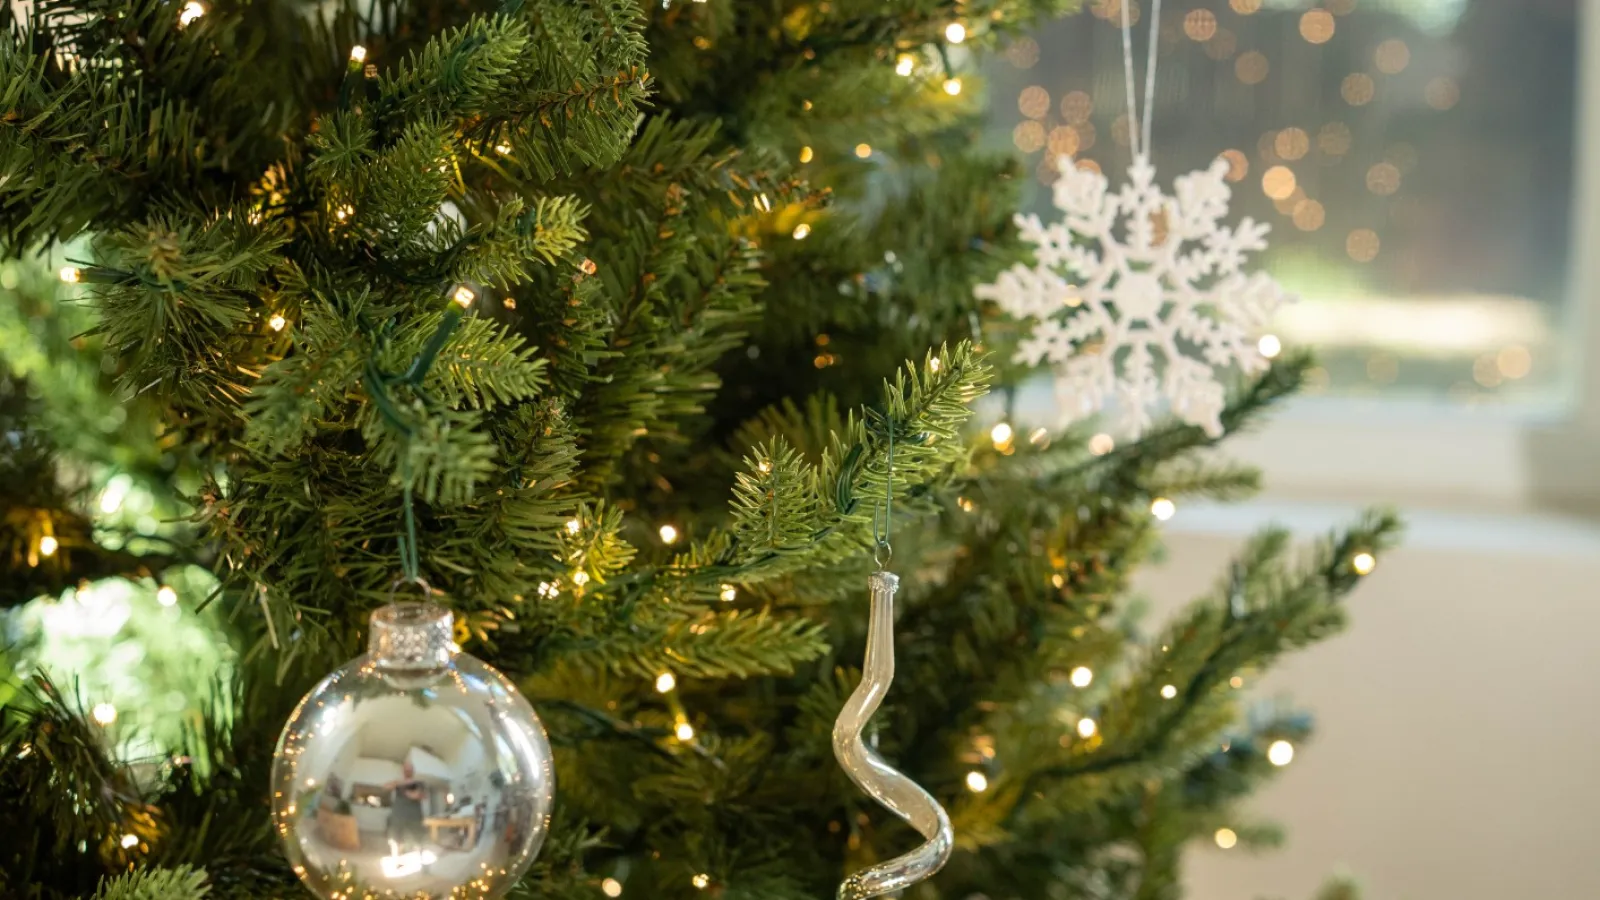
xmin=0 ymin=1 xmax=1399 ymax=898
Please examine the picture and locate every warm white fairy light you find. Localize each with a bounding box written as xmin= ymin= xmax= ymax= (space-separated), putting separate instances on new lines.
xmin=157 ymin=585 xmax=178 ymax=607
xmin=675 ymin=721 xmax=695 ymax=741
xmin=895 ymin=54 xmax=915 ymax=76
xmin=1352 ymin=551 xmax=1376 ymax=575
xmin=601 ymin=879 xmax=623 ymax=898
xmin=452 ymin=284 xmax=476 ymax=308
xmin=659 ymin=524 xmax=679 ymax=544
xmin=1076 ymin=717 xmax=1098 ymax=738
xmin=334 ymin=204 xmax=354 ymax=222
xmin=929 ymin=357 xmax=942 ymax=372
xmin=566 ymin=518 xmax=581 ymax=534
xmin=943 ymin=78 xmax=963 ymax=96
xmin=350 ymin=45 xmax=368 ymax=63
xmin=572 ymin=571 xmax=591 ymax=586
xmin=120 ymin=834 xmax=139 ymax=849
xmin=37 ymin=535 xmax=58 ymax=557
xmin=692 ymin=874 xmax=710 ymax=889
xmin=1150 ymin=497 xmax=1176 ymax=521
xmin=855 ymin=143 xmax=872 ymax=159
xmin=1088 ymin=433 xmax=1115 ymax=456
xmin=1069 ymin=666 xmax=1093 ymax=688
xmin=945 ymin=22 xmax=967 ymax=43
xmin=799 ymin=145 xmax=814 ymax=164
xmin=1230 ymin=675 xmax=1244 ymax=689
xmin=58 ymin=266 xmax=81 ymax=283
xmin=719 ymin=584 xmax=737 ymax=602
xmin=655 ymin=672 xmax=677 ymax=693
xmin=990 ymin=422 xmax=1013 ymax=447
xmin=268 ymin=313 xmax=287 ymax=332
xmin=1160 ymin=684 xmax=1177 ymax=699
xmin=178 ymin=1 xmax=205 ymax=25
xmin=1214 ymin=827 xmax=1238 ymax=849
xmin=1268 ymin=739 xmax=1295 ymax=766
xmin=92 ymin=702 xmax=117 ymax=725
xmin=537 ymin=581 xmax=559 ymax=598
xmin=494 ymin=142 xmax=513 ymax=156
xmin=792 ymin=223 xmax=811 ymax=240
xmin=965 ymin=771 xmax=989 ymax=792
xmin=1258 ymin=334 xmax=1282 ymax=359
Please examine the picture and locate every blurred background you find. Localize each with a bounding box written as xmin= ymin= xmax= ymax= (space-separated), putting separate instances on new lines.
xmin=985 ymin=0 xmax=1600 ymax=897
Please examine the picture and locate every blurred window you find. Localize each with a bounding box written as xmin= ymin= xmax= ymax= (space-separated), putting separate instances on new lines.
xmin=988 ymin=0 xmax=1579 ymax=409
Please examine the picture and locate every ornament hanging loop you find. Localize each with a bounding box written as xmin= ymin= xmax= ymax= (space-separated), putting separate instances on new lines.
xmin=871 ymin=422 xmax=895 ymax=570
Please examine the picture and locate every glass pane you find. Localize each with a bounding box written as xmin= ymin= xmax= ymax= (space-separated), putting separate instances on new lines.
xmin=987 ymin=0 xmax=1578 ymax=408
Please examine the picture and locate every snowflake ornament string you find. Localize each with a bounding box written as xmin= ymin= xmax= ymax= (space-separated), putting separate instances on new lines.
xmin=977 ymin=153 xmax=1290 ymax=438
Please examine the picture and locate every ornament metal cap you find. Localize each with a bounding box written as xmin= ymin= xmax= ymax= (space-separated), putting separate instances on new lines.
xmin=868 ymin=570 xmax=900 ymax=595
xmin=368 ymin=602 xmax=454 ymax=669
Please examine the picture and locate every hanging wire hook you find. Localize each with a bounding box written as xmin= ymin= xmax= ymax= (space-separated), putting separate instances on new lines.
xmin=872 ymin=421 xmax=894 ymax=570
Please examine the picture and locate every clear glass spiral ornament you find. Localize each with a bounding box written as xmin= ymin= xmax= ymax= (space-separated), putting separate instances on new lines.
xmin=270 ymin=602 xmax=555 ymax=899
xmin=833 ymin=571 xmax=954 ymax=898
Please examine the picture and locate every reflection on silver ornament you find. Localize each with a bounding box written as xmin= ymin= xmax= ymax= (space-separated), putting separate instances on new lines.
xmin=270 ymin=603 xmax=555 ymax=899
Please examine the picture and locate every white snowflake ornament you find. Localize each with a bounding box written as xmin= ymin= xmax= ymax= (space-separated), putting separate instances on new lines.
xmin=977 ymin=154 xmax=1291 ymax=438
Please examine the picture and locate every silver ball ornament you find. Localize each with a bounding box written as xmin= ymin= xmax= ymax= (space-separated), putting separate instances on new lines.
xmin=270 ymin=603 xmax=555 ymax=899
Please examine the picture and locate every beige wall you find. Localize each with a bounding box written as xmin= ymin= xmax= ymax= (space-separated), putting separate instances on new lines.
xmin=1134 ymin=505 xmax=1600 ymax=900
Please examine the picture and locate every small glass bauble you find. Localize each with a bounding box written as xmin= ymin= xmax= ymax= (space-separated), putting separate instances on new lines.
xmin=270 ymin=602 xmax=555 ymax=899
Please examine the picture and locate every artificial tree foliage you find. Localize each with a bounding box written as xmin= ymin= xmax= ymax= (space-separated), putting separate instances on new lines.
xmin=0 ymin=1 xmax=1396 ymax=898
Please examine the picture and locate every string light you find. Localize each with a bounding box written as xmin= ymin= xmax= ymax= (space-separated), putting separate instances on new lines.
xmin=268 ymin=313 xmax=287 ymax=332
xmin=566 ymin=519 xmax=581 ymax=534
xmin=1352 ymin=551 xmax=1376 ymax=575
xmin=658 ymin=524 xmax=679 ymax=544
xmin=792 ymin=223 xmax=811 ymax=240
xmin=896 ymin=54 xmax=915 ymax=76
xmin=945 ymin=22 xmax=967 ymax=43
xmin=990 ymin=422 xmax=1013 ymax=448
xmin=178 ymin=1 xmax=205 ymax=25
xmin=799 ymin=145 xmax=814 ymax=164
xmin=120 ymin=834 xmax=139 ymax=849
xmin=655 ymin=672 xmax=676 ymax=693
xmin=929 ymin=357 xmax=941 ymax=372
xmin=494 ymin=142 xmax=513 ymax=156
xmin=692 ymin=874 xmax=710 ymax=890
xmin=1214 ymin=827 xmax=1238 ymax=849
xmin=943 ymin=78 xmax=963 ymax=96
xmin=58 ymin=266 xmax=81 ymax=283
xmin=1230 ymin=675 xmax=1244 ymax=689
xmin=855 ymin=143 xmax=872 ymax=159
xmin=37 ymin=535 xmax=58 ymax=557
xmin=719 ymin=584 xmax=737 ymax=602
xmin=1150 ymin=497 xmax=1176 ymax=521
xmin=965 ymin=771 xmax=989 ymax=792
xmin=452 ymin=284 xmax=476 ymax=308
xmin=1258 ymin=334 xmax=1282 ymax=358
xmin=601 ymin=879 xmax=623 ymax=898
xmin=1160 ymin=684 xmax=1177 ymax=699
xmin=1069 ymin=666 xmax=1093 ymax=688
xmin=675 ymin=721 xmax=695 ymax=741
xmin=572 ymin=571 xmax=591 ymax=586
xmin=92 ymin=702 xmax=117 ymax=725
xmin=1076 ymin=717 xmax=1097 ymax=738
xmin=99 ymin=476 xmax=131 ymax=513
xmin=350 ymin=45 xmax=368 ymax=63
xmin=1268 ymin=739 xmax=1295 ymax=766
xmin=334 ymin=204 xmax=354 ymax=222
xmin=157 ymin=585 xmax=178 ymax=607
xmin=1088 ymin=433 xmax=1115 ymax=456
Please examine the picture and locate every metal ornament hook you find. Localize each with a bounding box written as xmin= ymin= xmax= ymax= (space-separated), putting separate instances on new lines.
xmin=872 ymin=422 xmax=894 ymax=570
